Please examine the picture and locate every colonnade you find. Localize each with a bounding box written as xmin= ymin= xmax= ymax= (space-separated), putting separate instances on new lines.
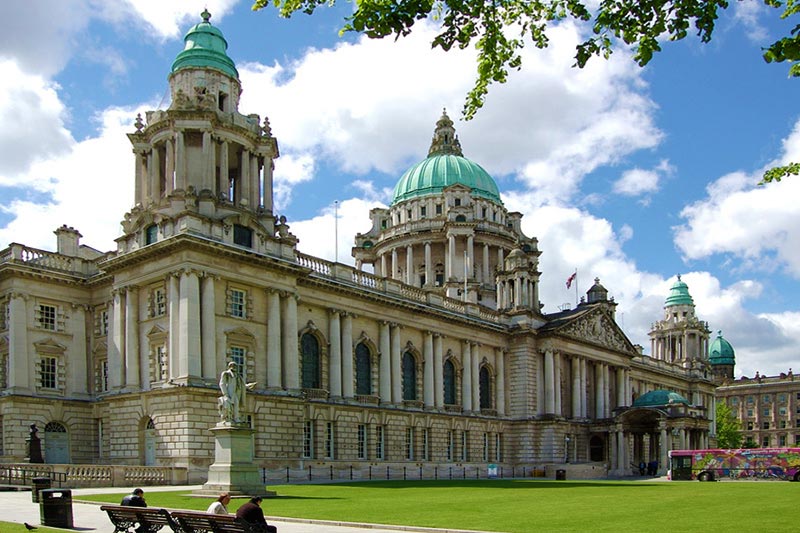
xmin=133 ymin=130 xmax=272 ymax=211
xmin=540 ymin=349 xmax=631 ymax=419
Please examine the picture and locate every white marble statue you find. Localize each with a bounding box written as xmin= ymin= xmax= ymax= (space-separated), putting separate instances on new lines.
xmin=218 ymin=362 xmax=255 ymax=424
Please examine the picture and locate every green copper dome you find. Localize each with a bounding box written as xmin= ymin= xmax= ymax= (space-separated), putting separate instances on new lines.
xmin=665 ymin=275 xmax=694 ymax=307
xmin=633 ymin=390 xmax=690 ymax=407
xmin=391 ymin=110 xmax=502 ymax=205
xmin=709 ymin=331 xmax=735 ymax=366
xmin=171 ymin=10 xmax=238 ymax=79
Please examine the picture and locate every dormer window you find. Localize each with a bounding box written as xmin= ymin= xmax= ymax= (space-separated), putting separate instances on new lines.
xmin=454 ymin=198 xmax=461 ymax=207
xmin=420 ymin=206 xmax=426 ymax=217
xmin=407 ymin=209 xmax=412 ymax=221
xmin=145 ymin=224 xmax=158 ymax=245
xmin=435 ymin=204 xmax=442 ymax=215
xmin=218 ymin=92 xmax=228 ymax=112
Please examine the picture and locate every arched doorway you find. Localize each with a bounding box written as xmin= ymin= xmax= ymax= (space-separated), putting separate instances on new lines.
xmin=44 ymin=422 xmax=69 ymax=464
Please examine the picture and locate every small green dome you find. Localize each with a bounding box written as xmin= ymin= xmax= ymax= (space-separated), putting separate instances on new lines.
xmin=171 ymin=10 xmax=238 ymax=79
xmin=709 ymin=331 xmax=735 ymax=366
xmin=633 ymin=390 xmax=690 ymax=407
xmin=391 ymin=110 xmax=502 ymax=206
xmin=665 ymin=275 xmax=694 ymax=307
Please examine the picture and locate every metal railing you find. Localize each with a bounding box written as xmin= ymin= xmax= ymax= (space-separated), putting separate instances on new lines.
xmin=261 ymin=464 xmax=534 ymax=484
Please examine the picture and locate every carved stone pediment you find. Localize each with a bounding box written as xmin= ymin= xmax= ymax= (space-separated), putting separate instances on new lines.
xmin=559 ymin=309 xmax=632 ymax=352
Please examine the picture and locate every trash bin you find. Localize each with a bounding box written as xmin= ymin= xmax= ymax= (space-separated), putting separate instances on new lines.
xmin=40 ymin=488 xmax=73 ymax=528
xmin=555 ymin=469 xmax=567 ymax=480
xmin=31 ymin=477 xmax=51 ymax=503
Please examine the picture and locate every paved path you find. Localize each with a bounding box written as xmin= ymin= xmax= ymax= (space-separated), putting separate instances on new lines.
xmin=1 ymin=485 xmax=491 ymax=533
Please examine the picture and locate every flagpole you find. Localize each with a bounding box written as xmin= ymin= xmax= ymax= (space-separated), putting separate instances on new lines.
xmin=463 ymin=251 xmax=468 ymax=302
xmin=334 ymin=200 xmax=339 ymax=263
xmin=574 ymin=268 xmax=578 ymax=307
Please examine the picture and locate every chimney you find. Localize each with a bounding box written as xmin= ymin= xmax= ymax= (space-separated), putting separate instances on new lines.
xmin=55 ymin=225 xmax=82 ymax=256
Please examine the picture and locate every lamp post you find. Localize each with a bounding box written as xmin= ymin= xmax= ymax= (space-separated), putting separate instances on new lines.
xmin=565 ymin=435 xmax=571 ymax=463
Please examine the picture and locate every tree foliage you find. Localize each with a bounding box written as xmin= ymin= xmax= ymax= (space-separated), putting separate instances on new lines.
xmin=253 ymin=0 xmax=800 ymax=120
xmin=715 ymin=401 xmax=743 ymax=449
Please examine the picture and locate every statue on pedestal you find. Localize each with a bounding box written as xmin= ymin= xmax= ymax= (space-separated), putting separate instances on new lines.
xmin=27 ymin=423 xmax=43 ymax=463
xmin=218 ymin=362 xmax=255 ymax=424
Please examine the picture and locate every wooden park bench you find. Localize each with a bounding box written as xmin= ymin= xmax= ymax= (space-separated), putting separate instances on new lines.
xmin=100 ymin=505 xmax=178 ymax=533
xmin=170 ymin=510 xmax=276 ymax=533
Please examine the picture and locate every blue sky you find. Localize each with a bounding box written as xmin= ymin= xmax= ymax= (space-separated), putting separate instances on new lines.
xmin=1 ymin=0 xmax=799 ymax=378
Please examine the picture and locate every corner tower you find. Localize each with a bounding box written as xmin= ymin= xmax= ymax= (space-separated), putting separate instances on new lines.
xmin=648 ymin=275 xmax=711 ymax=370
xmin=353 ymin=110 xmax=540 ymax=310
xmin=120 ymin=10 xmax=280 ymax=253
xmin=709 ymin=330 xmax=735 ymax=382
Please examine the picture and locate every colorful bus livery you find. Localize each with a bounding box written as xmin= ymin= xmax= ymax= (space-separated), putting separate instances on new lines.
xmin=669 ymin=448 xmax=800 ymax=481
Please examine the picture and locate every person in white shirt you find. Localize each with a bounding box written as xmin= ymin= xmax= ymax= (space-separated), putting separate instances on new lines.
xmin=206 ymin=492 xmax=232 ymax=514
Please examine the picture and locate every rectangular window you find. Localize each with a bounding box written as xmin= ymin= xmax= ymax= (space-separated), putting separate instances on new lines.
xmin=779 ymin=394 xmax=787 ymax=403
xmin=447 ymin=431 xmax=454 ymax=462
xmin=495 ymin=433 xmax=502 ymax=462
xmin=483 ymin=433 xmax=489 ymax=462
xmin=435 ymin=204 xmax=442 ymax=215
xmin=747 ymin=421 xmax=754 ymax=430
xmin=780 ymin=420 xmax=788 ymax=429
xmin=422 ymin=428 xmax=429 ymax=461
xmin=230 ymin=289 xmax=246 ymax=318
xmin=779 ymin=407 xmax=787 ymax=416
xmin=233 ymin=224 xmax=253 ymax=248
xmin=325 ymin=421 xmax=335 ymax=459
xmin=454 ymin=198 xmax=461 ymax=206
xmin=303 ymin=421 xmax=313 ymax=459
xmin=747 ymin=408 xmax=754 ymax=418
xmin=763 ymin=421 xmax=770 ymax=430
xmin=101 ymin=360 xmax=108 ymax=392
xmin=796 ymin=419 xmax=800 ymax=428
xmin=730 ymin=397 xmax=739 ymax=406
xmin=38 ymin=304 xmax=56 ymax=331
xmin=747 ymin=396 xmax=754 ymax=404
xmin=376 ymin=425 xmax=385 ymax=460
xmin=763 ymin=394 xmax=771 ymax=403
xmin=40 ymin=357 xmax=57 ymax=389
xmin=461 ymin=431 xmax=468 ymax=462
xmin=230 ymin=346 xmax=246 ymax=379
xmin=796 ymin=435 xmax=800 ymax=445
xmin=420 ymin=206 xmax=427 ymax=217
xmin=405 ymin=427 xmax=415 ymax=460
xmin=779 ymin=435 xmax=787 ymax=446
xmin=762 ymin=436 xmax=770 ymax=447
xmin=156 ymin=345 xmax=168 ymax=381
xmin=153 ymin=288 xmax=166 ymax=317
xmin=763 ymin=407 xmax=771 ymax=417
xmin=357 ymin=424 xmax=367 ymax=460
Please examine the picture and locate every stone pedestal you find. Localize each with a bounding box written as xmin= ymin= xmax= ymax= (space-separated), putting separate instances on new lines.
xmin=199 ymin=424 xmax=274 ymax=497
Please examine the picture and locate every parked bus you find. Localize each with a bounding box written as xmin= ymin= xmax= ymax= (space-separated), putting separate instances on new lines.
xmin=669 ymin=448 xmax=800 ymax=481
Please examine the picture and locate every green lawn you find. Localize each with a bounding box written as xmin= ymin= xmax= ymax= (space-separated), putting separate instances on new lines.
xmin=83 ymin=480 xmax=799 ymax=532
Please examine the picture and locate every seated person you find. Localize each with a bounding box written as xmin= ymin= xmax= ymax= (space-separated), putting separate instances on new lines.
xmin=121 ymin=488 xmax=146 ymax=507
xmin=207 ymin=492 xmax=232 ymax=515
xmin=235 ymin=496 xmax=277 ymax=533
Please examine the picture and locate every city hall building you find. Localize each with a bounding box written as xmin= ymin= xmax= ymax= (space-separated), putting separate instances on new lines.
xmin=0 ymin=12 xmax=719 ymax=483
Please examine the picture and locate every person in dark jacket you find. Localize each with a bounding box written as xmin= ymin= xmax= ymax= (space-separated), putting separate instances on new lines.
xmin=121 ymin=488 xmax=146 ymax=507
xmin=235 ymin=496 xmax=277 ymax=533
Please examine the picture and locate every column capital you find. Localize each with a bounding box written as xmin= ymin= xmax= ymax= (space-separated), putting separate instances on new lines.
xmin=7 ymin=290 xmax=28 ymax=301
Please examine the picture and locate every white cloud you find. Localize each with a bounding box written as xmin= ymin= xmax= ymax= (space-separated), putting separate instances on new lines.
xmin=732 ymin=0 xmax=770 ymax=43
xmin=674 ymin=119 xmax=800 ymax=277
xmin=291 ymin=197 xmax=377 ymax=265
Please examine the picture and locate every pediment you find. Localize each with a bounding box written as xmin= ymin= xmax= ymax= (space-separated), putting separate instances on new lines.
xmin=34 ymin=338 xmax=68 ymax=354
xmin=555 ymin=308 xmax=636 ymax=354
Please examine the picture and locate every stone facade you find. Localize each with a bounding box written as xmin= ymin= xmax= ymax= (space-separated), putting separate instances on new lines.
xmin=716 ymin=371 xmax=800 ymax=448
xmin=0 ymin=12 xmax=717 ymax=482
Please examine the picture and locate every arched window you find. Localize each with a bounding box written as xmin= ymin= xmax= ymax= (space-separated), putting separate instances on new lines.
xmin=443 ymin=359 xmax=456 ymax=405
xmin=402 ymin=351 xmax=417 ymax=401
xmin=355 ymin=342 xmax=372 ymax=395
xmin=479 ymin=366 xmax=492 ymax=409
xmin=301 ymin=333 xmax=321 ymax=389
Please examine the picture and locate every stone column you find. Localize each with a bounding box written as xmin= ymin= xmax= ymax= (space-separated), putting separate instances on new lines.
xmin=495 ymin=348 xmax=505 ymax=415
xmin=406 ymin=245 xmax=414 ymax=285
xmin=201 ymin=274 xmax=217 ymax=380
xmin=554 ymin=351 xmax=562 ymax=416
xmin=617 ymin=428 xmax=625 ymax=475
xmin=282 ymin=292 xmax=299 ymax=390
xmin=250 ymin=154 xmax=260 ymax=208
xmin=572 ymin=356 xmax=581 ymax=418
xmin=391 ymin=249 xmax=399 ymax=280
xmin=390 ymin=324 xmax=402 ymax=403
xmin=380 ymin=254 xmax=387 ymax=278
xmin=660 ymin=425 xmax=669 ymax=475
xmin=179 ymin=270 xmax=201 ymax=379
xmin=341 ymin=313 xmax=354 ymax=398
xmin=379 ymin=321 xmax=391 ymax=402
xmin=603 ymin=363 xmax=610 ymax=418
xmin=329 ymin=310 xmax=342 ymax=398
xmin=175 ymin=130 xmax=186 ymax=190
xmin=165 ymin=138 xmax=175 ymax=194
xmin=240 ymin=149 xmax=250 ymax=204
xmin=124 ymin=286 xmax=140 ymax=389
xmin=219 ymin=141 xmax=229 ymax=196
xmin=7 ymin=293 xmax=30 ymax=390
xmin=168 ymin=274 xmax=180 ymax=380
xmin=594 ymin=363 xmax=604 ymax=419
xmin=433 ymin=334 xmax=444 ymax=408
xmin=544 ymin=349 xmax=555 ymax=414
xmin=462 ymin=342 xmax=472 ymax=412
xmin=111 ymin=289 xmax=125 ymax=389
xmin=483 ymin=244 xmax=490 ymax=284
xmin=424 ymin=242 xmax=432 ymax=286
xmin=134 ymin=149 xmax=144 ymax=205
xmin=70 ymin=304 xmax=88 ymax=394
xmin=466 ymin=235 xmax=474 ymax=279
xmin=266 ymin=289 xmax=282 ymax=389
xmin=580 ymin=358 xmax=587 ymax=418
xmin=471 ymin=343 xmax=480 ymax=412
xmin=447 ymin=233 xmax=456 ymax=280
xmin=202 ymin=131 xmax=212 ymax=192
xmin=263 ymin=158 xmax=274 ymax=211
xmin=423 ymin=331 xmax=434 ymax=408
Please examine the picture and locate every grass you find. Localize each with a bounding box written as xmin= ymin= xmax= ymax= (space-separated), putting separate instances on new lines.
xmin=81 ymin=479 xmax=799 ymax=532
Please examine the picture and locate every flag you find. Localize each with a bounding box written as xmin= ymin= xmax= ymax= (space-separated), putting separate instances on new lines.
xmin=566 ymin=271 xmax=577 ymax=289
